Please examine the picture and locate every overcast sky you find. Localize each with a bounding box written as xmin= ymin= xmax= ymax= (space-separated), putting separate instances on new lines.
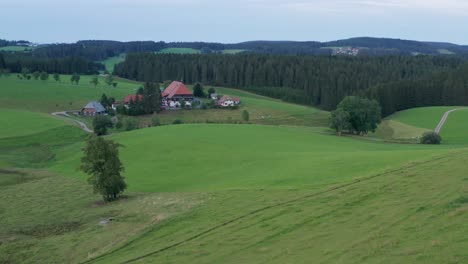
xmin=1 ymin=0 xmax=468 ymax=44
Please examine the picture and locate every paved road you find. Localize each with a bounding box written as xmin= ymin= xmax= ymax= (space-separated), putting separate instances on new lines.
xmin=51 ymin=111 xmax=93 ymax=133
xmin=434 ymin=108 xmax=467 ymax=134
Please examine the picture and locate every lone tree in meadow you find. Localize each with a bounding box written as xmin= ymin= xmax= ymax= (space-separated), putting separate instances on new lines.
xmin=90 ymin=75 xmax=99 ymax=87
xmin=193 ymin=83 xmax=205 ymax=97
xmin=105 ymin=74 xmax=114 ymax=86
xmin=92 ymin=115 xmax=113 ymax=136
xmin=33 ymin=71 xmax=40 ymax=80
xmin=80 ymin=136 xmax=127 ymax=202
xmin=330 ymin=96 xmax=381 ymax=136
xmin=53 ymin=73 xmax=60 ymax=82
xmin=71 ymin=73 xmax=80 ymax=85
xmin=40 ymin=71 xmax=49 ymax=81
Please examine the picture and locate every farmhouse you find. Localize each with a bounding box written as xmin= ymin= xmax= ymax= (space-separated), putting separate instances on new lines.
xmin=81 ymin=101 xmax=106 ymax=116
xmin=162 ymin=81 xmax=194 ymax=108
xmin=217 ymin=95 xmax=240 ymax=107
xmin=112 ymin=94 xmax=144 ymax=110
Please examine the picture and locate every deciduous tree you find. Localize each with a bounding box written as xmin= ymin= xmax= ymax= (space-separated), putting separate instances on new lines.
xmin=80 ymin=136 xmax=126 ymax=201
xmin=92 ymin=115 xmax=113 ymax=136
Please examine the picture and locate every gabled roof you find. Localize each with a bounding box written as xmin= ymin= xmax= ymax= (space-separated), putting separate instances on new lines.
xmin=162 ymin=81 xmax=193 ymax=99
xmin=218 ymin=95 xmax=240 ymax=103
xmin=124 ymin=94 xmax=144 ymax=104
xmin=83 ymin=101 xmax=106 ymax=112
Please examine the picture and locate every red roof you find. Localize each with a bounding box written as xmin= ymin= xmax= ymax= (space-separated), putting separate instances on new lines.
xmin=162 ymin=81 xmax=193 ymax=99
xmin=124 ymin=94 xmax=144 ymax=104
xmin=218 ymin=95 xmax=240 ymax=103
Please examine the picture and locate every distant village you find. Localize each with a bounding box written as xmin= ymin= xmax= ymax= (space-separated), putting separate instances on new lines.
xmin=332 ymin=47 xmax=360 ymax=56
xmin=81 ymin=81 xmax=241 ymax=116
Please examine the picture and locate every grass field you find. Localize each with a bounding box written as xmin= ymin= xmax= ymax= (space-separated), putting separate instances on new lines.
xmin=50 ymin=124 xmax=455 ymax=192
xmin=157 ymin=48 xmax=201 ymax=54
xmin=390 ymin=106 xmax=461 ymax=129
xmin=0 ymin=75 xmax=140 ymax=112
xmin=1 ymin=74 xmax=468 ymax=263
xmin=155 ymin=86 xmax=329 ymax=126
xmin=98 ymin=53 xmax=126 ymax=73
xmin=0 ymin=45 xmax=32 ymax=52
xmin=222 ymin=49 xmax=246 ymax=54
xmin=90 ymin=150 xmax=468 ymax=264
xmin=0 ymin=110 xmax=69 ymax=139
xmin=379 ymin=106 xmax=468 ymax=144
xmin=439 ymin=109 xmax=468 ymax=144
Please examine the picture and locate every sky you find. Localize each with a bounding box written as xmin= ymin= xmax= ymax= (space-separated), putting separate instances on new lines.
xmin=1 ymin=0 xmax=468 ymax=44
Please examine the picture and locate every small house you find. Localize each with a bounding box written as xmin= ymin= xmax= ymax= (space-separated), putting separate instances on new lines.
xmin=217 ymin=95 xmax=240 ymax=107
xmin=82 ymin=101 xmax=106 ymax=116
xmin=210 ymin=93 xmax=218 ymax=100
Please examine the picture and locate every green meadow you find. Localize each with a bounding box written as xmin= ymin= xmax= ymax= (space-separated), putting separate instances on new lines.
xmin=390 ymin=106 xmax=460 ymax=129
xmin=157 ymin=48 xmax=201 ymax=54
xmin=156 ymin=85 xmax=329 ymax=126
xmin=0 ymin=75 xmax=139 ymax=112
xmin=0 ymin=45 xmax=32 ymax=52
xmin=439 ymin=109 xmax=468 ymax=144
xmin=0 ymin=75 xmax=467 ymax=263
xmin=51 ymin=124 xmax=455 ymax=193
xmin=99 ymin=53 xmax=126 ymax=73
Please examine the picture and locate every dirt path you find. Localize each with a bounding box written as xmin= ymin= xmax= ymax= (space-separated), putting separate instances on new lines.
xmin=434 ymin=108 xmax=467 ymax=134
xmin=51 ymin=111 xmax=93 ymax=133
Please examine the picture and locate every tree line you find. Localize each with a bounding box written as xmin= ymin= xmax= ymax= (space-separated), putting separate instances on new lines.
xmin=1 ymin=53 xmax=102 ymax=74
xmin=367 ymin=63 xmax=468 ymax=116
xmin=114 ymin=53 xmax=465 ymax=113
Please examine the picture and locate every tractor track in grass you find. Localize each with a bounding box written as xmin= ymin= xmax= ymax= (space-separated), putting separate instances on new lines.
xmin=82 ymin=150 xmax=461 ymax=264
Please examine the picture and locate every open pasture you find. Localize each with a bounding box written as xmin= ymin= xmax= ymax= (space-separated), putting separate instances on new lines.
xmin=0 ymin=75 xmax=140 ymax=112
xmin=51 ymin=124 xmax=455 ymax=193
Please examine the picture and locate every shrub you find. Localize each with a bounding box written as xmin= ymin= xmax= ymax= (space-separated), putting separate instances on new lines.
xmin=420 ymin=132 xmax=442 ymax=144
xmin=173 ymin=119 xmax=184 ymax=125
xmin=92 ymin=115 xmax=113 ymax=136
xmin=124 ymin=118 xmax=139 ymax=131
xmin=242 ymin=110 xmax=250 ymax=122
xmin=115 ymin=120 xmax=123 ymax=129
xmin=151 ymin=115 xmax=161 ymax=126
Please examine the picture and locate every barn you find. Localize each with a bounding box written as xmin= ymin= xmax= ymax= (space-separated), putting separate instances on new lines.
xmin=162 ymin=81 xmax=194 ymax=108
xmin=82 ymin=101 xmax=106 ymax=116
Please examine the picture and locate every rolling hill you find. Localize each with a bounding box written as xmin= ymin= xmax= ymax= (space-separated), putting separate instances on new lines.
xmin=1 ymin=73 xmax=467 ymax=263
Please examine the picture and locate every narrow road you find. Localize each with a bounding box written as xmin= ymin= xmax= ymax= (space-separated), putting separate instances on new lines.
xmin=434 ymin=108 xmax=468 ymax=134
xmin=51 ymin=111 xmax=93 ymax=133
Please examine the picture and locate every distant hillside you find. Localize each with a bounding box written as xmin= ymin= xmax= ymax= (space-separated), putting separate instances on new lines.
xmin=2 ymin=37 xmax=468 ymax=60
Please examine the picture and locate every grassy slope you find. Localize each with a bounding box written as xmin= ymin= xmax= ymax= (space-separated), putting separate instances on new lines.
xmin=378 ymin=106 xmax=468 ymax=144
xmin=51 ymin=124 xmax=455 ymax=193
xmin=99 ymin=54 xmax=126 ymax=73
xmin=1 ymin=75 xmax=467 ymax=263
xmin=0 ymin=75 xmax=140 ymax=112
xmin=157 ymin=86 xmax=329 ymax=126
xmin=0 ymin=169 xmax=202 ymax=264
xmin=390 ymin=106 xmax=462 ymax=129
xmin=0 ymin=46 xmax=32 ymax=52
xmin=0 ymin=110 xmax=69 ymax=139
xmin=158 ymin=48 xmax=201 ymax=54
xmin=91 ymin=148 xmax=468 ymax=264
xmin=440 ymin=109 xmax=468 ymax=144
